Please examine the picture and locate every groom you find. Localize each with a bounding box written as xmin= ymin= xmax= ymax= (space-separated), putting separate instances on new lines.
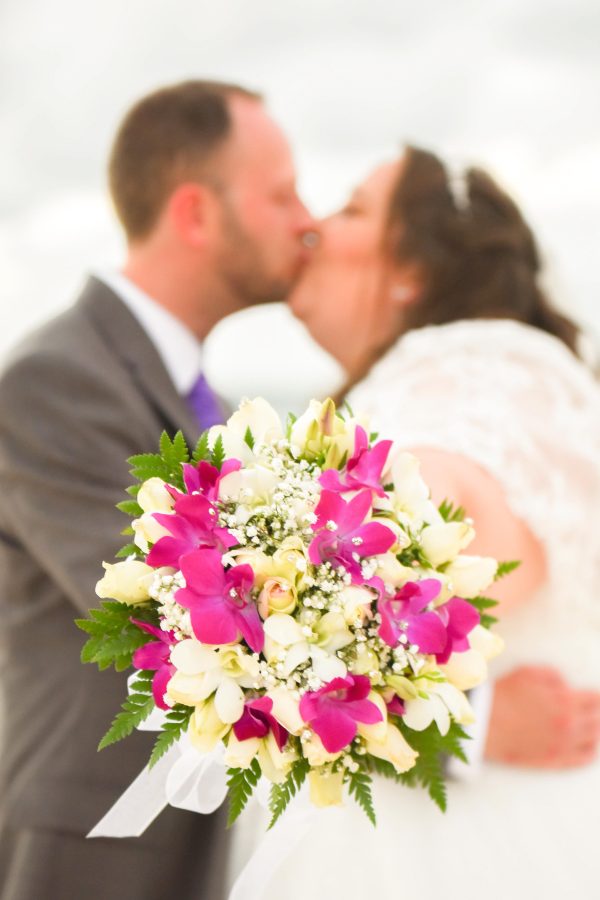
xmin=0 ymin=80 xmax=313 ymax=900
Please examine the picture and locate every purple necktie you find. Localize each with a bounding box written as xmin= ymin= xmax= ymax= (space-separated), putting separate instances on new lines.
xmin=186 ymin=373 xmax=225 ymax=431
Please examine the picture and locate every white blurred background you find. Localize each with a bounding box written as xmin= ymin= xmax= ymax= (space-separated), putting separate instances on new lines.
xmin=1 ymin=0 xmax=599 ymax=412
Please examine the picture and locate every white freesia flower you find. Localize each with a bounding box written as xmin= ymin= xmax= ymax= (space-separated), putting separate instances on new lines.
xmin=440 ymin=625 xmax=504 ymax=691
xmin=420 ymin=521 xmax=475 ymax=566
xmin=167 ymin=640 xmax=259 ymax=724
xmin=218 ymin=466 xmax=279 ymax=506
xmin=289 ymin=398 xmax=363 ymax=465
xmin=386 ymin=451 xmax=442 ymax=527
xmin=302 ymin=733 xmax=342 ymax=767
xmin=308 ymin=770 xmax=345 ymax=807
xmin=95 ymin=560 xmax=155 ymax=605
xmin=267 ymin=686 xmax=304 ymax=734
xmin=357 ymin=691 xmax=388 ymax=742
xmin=188 ymin=698 xmax=230 ymax=753
xmin=209 ymin=398 xmax=283 ymax=464
xmin=227 ymin=397 xmax=283 ymax=445
xmin=263 ymin=614 xmax=347 ymax=681
xmin=444 ymin=555 xmax=498 ymax=598
xmin=338 ymin=585 xmax=377 ymax=625
xmin=373 ymin=556 xmax=415 ymax=591
xmin=225 ymin=730 xmax=295 ymax=784
xmin=403 ymin=677 xmax=475 ymax=735
xmin=363 ymin=723 xmax=419 ymax=774
xmin=289 ymin=399 xmax=327 ymax=449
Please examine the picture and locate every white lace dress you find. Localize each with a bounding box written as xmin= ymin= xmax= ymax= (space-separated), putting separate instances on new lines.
xmin=252 ymin=319 xmax=600 ymax=900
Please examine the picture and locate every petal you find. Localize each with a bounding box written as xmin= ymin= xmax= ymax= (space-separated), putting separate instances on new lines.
xmin=224 ymin=732 xmax=260 ymax=769
xmin=152 ymin=664 xmax=175 ymax=710
xmin=353 ymin=521 xmax=396 ymax=556
xmin=407 ymin=611 xmax=447 ymax=654
xmin=133 ymin=641 xmax=168 ymax=671
xmin=236 ymin=605 xmax=265 ymax=654
xmin=263 ymin=613 xmax=304 ymax=647
xmin=403 ymin=696 xmax=436 ymax=732
xmin=215 ymin=678 xmax=245 ymax=724
xmin=267 ymin=687 xmax=304 ymax=734
xmin=311 ymin=708 xmax=357 ymax=753
xmin=281 ymin=640 xmax=311 ymax=676
xmin=170 ymin=639 xmax=218 ymax=675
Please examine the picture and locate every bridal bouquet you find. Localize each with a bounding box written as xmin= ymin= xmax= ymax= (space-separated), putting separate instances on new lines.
xmin=78 ymin=398 xmax=506 ymax=828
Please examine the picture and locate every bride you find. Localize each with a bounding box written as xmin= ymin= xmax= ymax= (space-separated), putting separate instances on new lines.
xmin=248 ymin=147 xmax=600 ymax=898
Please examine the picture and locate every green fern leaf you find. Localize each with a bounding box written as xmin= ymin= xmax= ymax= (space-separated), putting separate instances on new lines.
xmin=148 ymin=705 xmax=194 ymax=768
xmin=76 ymin=601 xmax=158 ymax=672
xmin=226 ymin=758 xmax=262 ymax=827
xmin=192 ymin=431 xmax=210 ymax=463
xmin=268 ymin=757 xmax=310 ymax=830
xmin=116 ymin=499 xmax=143 ymax=517
xmin=211 ymin=434 xmax=226 ymax=470
xmin=438 ymin=499 xmax=467 ymax=522
xmin=347 ymin=770 xmax=376 ymax=826
xmin=98 ymin=671 xmax=155 ymax=750
xmin=495 ymin=559 xmax=521 ymax=580
xmin=115 ymin=542 xmax=142 ymax=559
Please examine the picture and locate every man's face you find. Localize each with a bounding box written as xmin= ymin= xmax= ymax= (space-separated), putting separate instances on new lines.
xmin=213 ymin=97 xmax=315 ymax=306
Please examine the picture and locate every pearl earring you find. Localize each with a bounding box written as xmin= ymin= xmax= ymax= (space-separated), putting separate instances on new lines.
xmin=390 ymin=284 xmax=414 ymax=304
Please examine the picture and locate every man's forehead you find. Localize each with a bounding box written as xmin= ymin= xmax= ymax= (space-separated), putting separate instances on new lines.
xmin=223 ymin=95 xmax=294 ymax=172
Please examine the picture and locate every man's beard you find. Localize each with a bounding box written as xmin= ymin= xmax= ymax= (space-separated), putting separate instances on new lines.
xmin=215 ymin=201 xmax=295 ymax=307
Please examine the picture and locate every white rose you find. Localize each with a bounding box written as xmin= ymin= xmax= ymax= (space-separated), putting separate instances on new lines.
xmin=420 ymin=521 xmax=475 ymax=566
xmin=444 ymin=555 xmax=498 ymax=598
xmin=95 ymin=559 xmax=155 ymax=605
xmin=132 ymin=512 xmax=171 ymax=553
xmin=137 ymin=477 xmax=174 ymax=514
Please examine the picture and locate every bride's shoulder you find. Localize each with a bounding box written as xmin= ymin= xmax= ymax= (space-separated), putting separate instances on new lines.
xmin=363 ymin=319 xmax=596 ymax=391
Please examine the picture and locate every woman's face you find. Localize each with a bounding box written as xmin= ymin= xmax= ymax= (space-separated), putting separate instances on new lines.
xmin=290 ymin=159 xmax=403 ymax=374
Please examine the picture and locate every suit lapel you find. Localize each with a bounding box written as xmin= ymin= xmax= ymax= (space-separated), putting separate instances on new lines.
xmin=77 ymin=276 xmax=201 ymax=446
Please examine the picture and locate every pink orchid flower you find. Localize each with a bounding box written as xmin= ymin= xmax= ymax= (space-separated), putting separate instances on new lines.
xmin=319 ymin=426 xmax=393 ymax=498
xmin=233 ymin=697 xmax=288 ymax=750
xmin=180 ymin=458 xmax=242 ymax=502
xmin=176 ymin=549 xmax=264 ymax=653
xmin=378 ymin=579 xmax=446 ymax=653
xmin=309 ymin=490 xmax=396 ymax=581
xmin=147 ymin=492 xmax=237 ymax=569
xmin=131 ymin=619 xmax=178 ymax=710
xmin=435 ymin=596 xmax=480 ymax=664
xmin=386 ymin=695 xmax=406 ymax=717
xmin=299 ymin=674 xmax=383 ymax=753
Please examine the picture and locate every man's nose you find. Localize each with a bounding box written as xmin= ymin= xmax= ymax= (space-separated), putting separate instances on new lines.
xmin=294 ymin=196 xmax=317 ymax=234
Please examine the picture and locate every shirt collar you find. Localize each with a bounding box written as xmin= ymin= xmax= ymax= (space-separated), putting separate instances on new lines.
xmin=93 ymin=270 xmax=203 ymax=395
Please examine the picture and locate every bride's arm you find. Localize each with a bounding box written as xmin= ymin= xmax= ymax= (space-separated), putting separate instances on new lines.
xmin=409 ymin=446 xmax=547 ymax=614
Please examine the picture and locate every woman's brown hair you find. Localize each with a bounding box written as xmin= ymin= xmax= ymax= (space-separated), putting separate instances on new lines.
xmin=344 ymin=146 xmax=581 ymax=394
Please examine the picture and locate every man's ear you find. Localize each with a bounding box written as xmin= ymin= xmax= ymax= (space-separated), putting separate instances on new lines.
xmin=166 ymin=182 xmax=218 ymax=248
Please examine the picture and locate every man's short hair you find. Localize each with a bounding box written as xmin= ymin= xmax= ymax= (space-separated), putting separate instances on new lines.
xmin=108 ymin=80 xmax=261 ymax=240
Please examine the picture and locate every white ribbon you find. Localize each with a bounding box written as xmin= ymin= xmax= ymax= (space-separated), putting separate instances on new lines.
xmin=228 ymin=784 xmax=317 ymax=900
xmin=87 ymin=673 xmax=318 ymax=900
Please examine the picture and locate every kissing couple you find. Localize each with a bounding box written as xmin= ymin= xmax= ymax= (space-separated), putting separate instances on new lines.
xmin=1 ymin=80 xmax=599 ymax=900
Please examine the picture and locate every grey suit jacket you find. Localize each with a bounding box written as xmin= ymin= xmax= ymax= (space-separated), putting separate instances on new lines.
xmin=0 ymin=278 xmax=228 ymax=897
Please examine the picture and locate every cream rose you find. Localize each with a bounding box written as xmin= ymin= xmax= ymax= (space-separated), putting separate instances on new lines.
xmin=95 ymin=559 xmax=155 ymax=605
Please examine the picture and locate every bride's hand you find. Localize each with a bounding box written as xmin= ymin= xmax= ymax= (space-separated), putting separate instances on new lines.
xmin=485 ymin=666 xmax=600 ymax=768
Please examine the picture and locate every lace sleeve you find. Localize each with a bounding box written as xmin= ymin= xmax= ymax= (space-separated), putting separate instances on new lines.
xmin=348 ymin=320 xmax=600 ymax=564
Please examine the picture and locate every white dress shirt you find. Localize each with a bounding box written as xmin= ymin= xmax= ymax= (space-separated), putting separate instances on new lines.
xmin=94 ymin=270 xmax=203 ymax=396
